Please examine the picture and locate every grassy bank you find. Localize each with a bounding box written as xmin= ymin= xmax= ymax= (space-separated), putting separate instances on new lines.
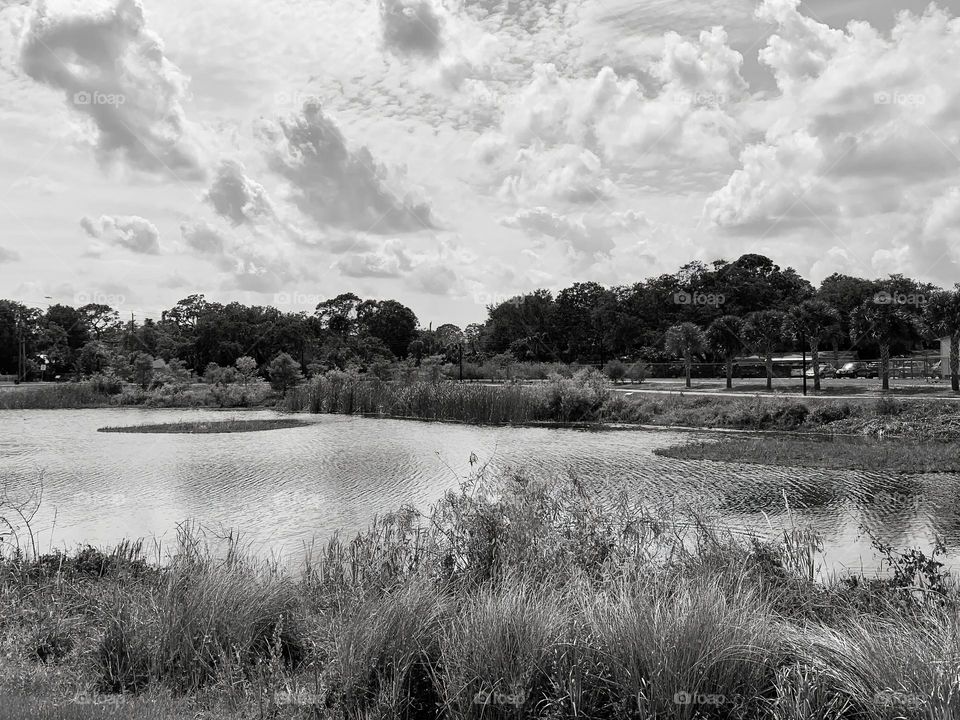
xmin=97 ymin=418 xmax=310 ymax=434
xmin=656 ymin=436 xmax=960 ymax=474
xmin=284 ymin=370 xmax=960 ymax=440
xmin=11 ymin=373 xmax=960 ymax=444
xmin=0 ymin=381 xmax=274 ymax=410
xmin=1 ymin=470 xmax=958 ymax=720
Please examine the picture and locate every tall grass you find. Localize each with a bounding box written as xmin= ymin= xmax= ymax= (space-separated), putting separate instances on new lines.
xmin=0 ymin=383 xmax=112 ymax=409
xmin=3 ymin=468 xmax=959 ymax=719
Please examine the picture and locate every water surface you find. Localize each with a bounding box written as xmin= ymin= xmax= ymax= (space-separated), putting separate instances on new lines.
xmin=1 ymin=408 xmax=956 ymax=575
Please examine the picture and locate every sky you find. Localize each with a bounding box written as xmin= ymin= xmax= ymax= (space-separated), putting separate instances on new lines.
xmin=0 ymin=0 xmax=959 ymax=328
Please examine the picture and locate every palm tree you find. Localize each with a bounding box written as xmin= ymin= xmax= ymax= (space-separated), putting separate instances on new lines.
xmin=924 ymin=289 xmax=960 ymax=392
xmin=788 ymin=300 xmax=840 ymax=391
xmin=665 ymin=322 xmax=707 ymax=388
xmin=850 ymin=301 xmax=923 ymax=391
xmin=706 ymin=315 xmax=744 ymax=390
xmin=743 ymin=310 xmax=788 ymax=391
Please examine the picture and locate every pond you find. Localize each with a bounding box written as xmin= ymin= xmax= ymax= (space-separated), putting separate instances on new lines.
xmin=1 ymin=408 xmax=957 ymax=575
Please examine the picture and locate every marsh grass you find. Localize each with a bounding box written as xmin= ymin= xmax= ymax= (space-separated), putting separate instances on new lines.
xmin=2 ymin=468 xmax=959 ymax=719
xmin=655 ymin=435 xmax=960 ymax=473
xmin=97 ymin=418 xmax=310 ymax=434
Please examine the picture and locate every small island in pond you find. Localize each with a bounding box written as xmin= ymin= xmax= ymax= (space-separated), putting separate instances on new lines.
xmin=97 ymin=418 xmax=310 ymax=434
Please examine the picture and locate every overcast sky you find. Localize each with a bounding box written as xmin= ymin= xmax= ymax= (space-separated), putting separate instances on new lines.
xmin=0 ymin=0 xmax=958 ymax=327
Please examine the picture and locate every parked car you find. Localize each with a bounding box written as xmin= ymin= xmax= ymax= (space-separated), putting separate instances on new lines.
xmin=804 ymin=363 xmax=836 ymax=378
xmin=927 ymin=360 xmax=943 ymax=380
xmin=835 ymin=361 xmax=879 ymax=379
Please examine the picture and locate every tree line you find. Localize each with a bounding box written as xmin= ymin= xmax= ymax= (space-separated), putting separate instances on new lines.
xmin=2 ymin=253 xmax=959 ymax=390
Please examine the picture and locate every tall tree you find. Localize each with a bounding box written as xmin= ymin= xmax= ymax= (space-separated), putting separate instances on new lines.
xmin=706 ymin=315 xmax=744 ymax=390
xmin=664 ymin=322 xmax=707 ymax=389
xmin=787 ymin=300 xmax=840 ymax=391
xmin=744 ymin=310 xmax=789 ymax=391
xmin=357 ymin=299 xmax=419 ymax=358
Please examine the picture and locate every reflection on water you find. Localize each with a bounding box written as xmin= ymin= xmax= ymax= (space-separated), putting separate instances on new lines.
xmin=1 ymin=408 xmax=959 ymax=574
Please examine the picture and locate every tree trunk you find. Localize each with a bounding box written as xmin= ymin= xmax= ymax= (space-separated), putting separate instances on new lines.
xmin=725 ymin=357 xmax=733 ymax=390
xmin=685 ymin=354 xmax=692 ymax=388
xmin=811 ymin=339 xmax=821 ymax=391
xmin=832 ymin=339 xmax=840 ymax=369
xmin=881 ymin=344 xmax=890 ymax=391
xmin=952 ymin=334 xmax=959 ymax=392
xmin=765 ymin=351 xmax=773 ymax=391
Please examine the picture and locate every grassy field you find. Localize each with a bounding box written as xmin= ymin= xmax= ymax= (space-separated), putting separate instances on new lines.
xmin=1 ymin=470 xmax=958 ymax=720
xmin=97 ymin=418 xmax=310 ymax=434
xmin=656 ymin=435 xmax=960 ymax=473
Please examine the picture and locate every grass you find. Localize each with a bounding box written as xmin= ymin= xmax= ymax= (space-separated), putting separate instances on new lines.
xmin=655 ymin=435 xmax=960 ymax=473
xmin=97 ymin=418 xmax=310 ymax=434
xmin=0 ymin=381 xmax=275 ymax=410
xmin=3 ymin=467 xmax=960 ymax=719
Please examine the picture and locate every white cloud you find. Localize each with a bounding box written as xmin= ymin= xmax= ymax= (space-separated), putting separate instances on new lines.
xmin=258 ymin=100 xmax=434 ymax=234
xmin=204 ymin=160 xmax=277 ymax=226
xmin=180 ymin=219 xmax=225 ymax=254
xmin=333 ymin=237 xmax=412 ymax=279
xmin=380 ymin=0 xmax=443 ymax=58
xmin=501 ymin=207 xmax=650 ymax=266
xmin=708 ymin=2 xmax=960 ymax=237
xmin=81 ymin=214 xmax=161 ymax=254
xmin=19 ymin=0 xmax=205 ymax=179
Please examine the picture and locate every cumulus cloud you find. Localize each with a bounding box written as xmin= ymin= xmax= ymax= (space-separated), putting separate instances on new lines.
xmin=258 ymin=100 xmax=434 ymax=234
xmin=333 ymin=238 xmax=413 ymax=278
xmin=204 ymin=160 xmax=277 ymax=226
xmin=0 ymin=246 xmax=19 ymax=262
xmin=180 ymin=220 xmax=225 ymax=254
xmin=706 ymin=0 xmax=960 ymax=258
xmin=380 ymin=0 xmax=443 ymax=58
xmin=501 ymin=207 xmax=650 ymax=265
xmin=468 ymin=27 xmax=748 ymax=208
xmin=81 ymin=215 xmax=160 ymax=254
xmin=413 ymin=261 xmax=457 ymax=295
xmin=19 ymin=0 xmax=204 ymax=178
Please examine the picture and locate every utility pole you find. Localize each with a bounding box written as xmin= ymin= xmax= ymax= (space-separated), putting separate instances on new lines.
xmin=458 ymin=343 xmax=464 ymax=382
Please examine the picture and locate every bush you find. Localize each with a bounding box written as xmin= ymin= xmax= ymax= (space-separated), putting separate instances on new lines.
xmin=267 ymin=353 xmax=303 ymax=394
xmin=808 ymin=403 xmax=853 ymax=426
xmin=626 ymin=360 xmax=649 ymax=384
xmin=876 ymin=396 xmax=904 ymax=416
xmin=544 ymin=368 xmax=611 ymax=422
xmin=204 ymin=362 xmax=237 ymax=385
xmin=773 ymin=402 xmax=810 ymax=430
xmin=604 ymin=359 xmax=627 ymax=383
xmin=90 ymin=372 xmax=123 ymax=395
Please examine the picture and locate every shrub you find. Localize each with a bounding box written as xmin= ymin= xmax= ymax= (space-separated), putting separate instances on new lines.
xmin=234 ymin=356 xmax=258 ymax=385
xmin=604 ymin=359 xmax=627 ymax=383
xmin=543 ymin=368 xmax=612 ymax=422
xmin=808 ymin=403 xmax=853 ymax=426
xmin=773 ymin=403 xmax=810 ymax=430
xmin=267 ymin=353 xmax=303 ymax=394
xmin=626 ymin=360 xmax=649 ymax=384
xmin=90 ymin=372 xmax=123 ymax=395
xmin=875 ymin=396 xmax=904 ymax=416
